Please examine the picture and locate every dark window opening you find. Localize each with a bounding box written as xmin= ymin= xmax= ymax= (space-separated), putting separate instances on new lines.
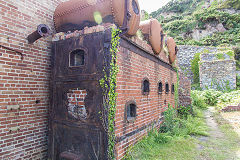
xmin=127 ymin=104 xmax=136 ymax=118
xmin=132 ymin=0 xmax=139 ymax=15
xmin=158 ymin=82 xmax=163 ymax=94
xmin=165 ymin=83 xmax=169 ymax=94
xmin=171 ymin=84 xmax=175 ymax=94
xmin=142 ymin=79 xmax=150 ymax=94
xmin=36 ymin=100 xmax=40 ymax=104
xmin=70 ymin=49 xmax=85 ymax=67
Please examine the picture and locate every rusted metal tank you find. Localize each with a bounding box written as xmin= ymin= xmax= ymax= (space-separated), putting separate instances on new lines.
xmin=54 ymin=0 xmax=140 ymax=35
xmin=139 ymin=19 xmax=163 ymax=55
xmin=165 ymin=37 xmax=178 ymax=64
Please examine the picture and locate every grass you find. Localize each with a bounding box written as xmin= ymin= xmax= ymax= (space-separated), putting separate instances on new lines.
xmin=125 ymin=135 xmax=198 ymax=160
xmin=124 ymin=89 xmax=240 ymax=160
xmin=124 ymin=106 xmax=209 ymax=160
xmin=197 ymin=111 xmax=240 ymax=160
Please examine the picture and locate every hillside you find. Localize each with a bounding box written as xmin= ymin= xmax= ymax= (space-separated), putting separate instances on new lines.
xmin=149 ymin=0 xmax=240 ymax=47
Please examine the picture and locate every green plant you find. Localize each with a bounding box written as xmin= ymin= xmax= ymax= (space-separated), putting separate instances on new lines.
xmin=225 ymin=50 xmax=234 ymax=58
xmin=177 ymin=105 xmax=192 ymax=119
xmin=153 ymin=131 xmax=172 ymax=144
xmin=210 ymin=79 xmax=232 ymax=92
xmin=202 ymin=89 xmax=222 ymax=106
xmin=151 ymin=0 xmax=240 ymax=46
xmin=99 ymin=27 xmax=121 ymax=159
xmin=185 ymin=116 xmax=208 ymax=136
xmin=219 ymin=0 xmax=240 ymax=10
xmin=191 ymin=83 xmax=202 ymax=90
xmin=191 ymin=90 xmax=207 ymax=109
xmin=216 ymin=53 xmax=225 ymax=60
xmin=234 ymin=47 xmax=240 ymax=70
xmin=191 ymin=52 xmax=201 ymax=84
xmin=174 ymin=70 xmax=179 ymax=107
xmin=237 ymin=75 xmax=240 ymax=90
xmin=159 ymin=106 xmax=178 ymax=133
xmin=216 ymin=90 xmax=240 ymax=110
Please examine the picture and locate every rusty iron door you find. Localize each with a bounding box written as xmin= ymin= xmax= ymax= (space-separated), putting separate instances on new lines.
xmin=49 ymin=31 xmax=112 ymax=160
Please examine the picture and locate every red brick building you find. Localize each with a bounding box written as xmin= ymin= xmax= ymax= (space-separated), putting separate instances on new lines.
xmin=115 ymin=36 xmax=177 ymax=159
xmin=48 ymin=27 xmax=177 ymax=160
xmin=0 ymin=1 xmax=177 ymax=159
xmin=0 ymin=0 xmax=66 ymax=159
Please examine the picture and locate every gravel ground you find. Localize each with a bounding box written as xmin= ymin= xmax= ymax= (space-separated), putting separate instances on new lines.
xmin=220 ymin=111 xmax=240 ymax=137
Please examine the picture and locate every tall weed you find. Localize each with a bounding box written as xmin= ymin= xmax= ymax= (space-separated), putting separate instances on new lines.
xmin=191 ymin=90 xmax=207 ymax=109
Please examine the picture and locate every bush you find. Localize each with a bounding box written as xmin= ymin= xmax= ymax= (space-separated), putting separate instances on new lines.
xmin=191 ymin=52 xmax=201 ymax=84
xmin=185 ymin=116 xmax=208 ymax=136
xmin=159 ymin=106 xmax=177 ymax=133
xmin=237 ymin=75 xmax=240 ymax=90
xmin=202 ymin=89 xmax=222 ymax=106
xmin=177 ymin=105 xmax=192 ymax=118
xmin=153 ymin=131 xmax=172 ymax=144
xmin=216 ymin=90 xmax=240 ymax=110
xmin=160 ymin=106 xmax=208 ymax=137
xmin=191 ymin=90 xmax=207 ymax=109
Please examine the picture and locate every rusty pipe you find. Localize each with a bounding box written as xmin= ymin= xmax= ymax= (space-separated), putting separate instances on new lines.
xmin=27 ymin=24 xmax=51 ymax=44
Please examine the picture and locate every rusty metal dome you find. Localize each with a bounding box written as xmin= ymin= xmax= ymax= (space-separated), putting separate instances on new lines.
xmin=139 ymin=19 xmax=163 ymax=55
xmin=54 ymin=0 xmax=140 ymax=35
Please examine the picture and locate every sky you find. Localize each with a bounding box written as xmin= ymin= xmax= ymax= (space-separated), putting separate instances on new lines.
xmin=138 ymin=0 xmax=172 ymax=13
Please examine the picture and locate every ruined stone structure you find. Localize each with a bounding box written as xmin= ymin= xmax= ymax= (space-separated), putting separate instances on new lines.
xmin=199 ymin=53 xmax=236 ymax=90
xmin=177 ymin=45 xmax=237 ymax=90
xmin=177 ymin=45 xmax=219 ymax=83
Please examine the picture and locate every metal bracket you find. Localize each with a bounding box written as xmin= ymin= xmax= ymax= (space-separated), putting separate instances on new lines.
xmin=27 ymin=24 xmax=52 ymax=44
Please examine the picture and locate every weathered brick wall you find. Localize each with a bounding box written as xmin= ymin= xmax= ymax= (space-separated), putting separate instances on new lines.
xmin=0 ymin=0 xmax=66 ymax=159
xmin=50 ymin=27 xmax=177 ymax=159
xmin=115 ymin=39 xmax=177 ymax=159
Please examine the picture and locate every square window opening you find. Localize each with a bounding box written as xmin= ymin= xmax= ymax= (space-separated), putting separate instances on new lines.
xmin=70 ymin=49 xmax=85 ymax=67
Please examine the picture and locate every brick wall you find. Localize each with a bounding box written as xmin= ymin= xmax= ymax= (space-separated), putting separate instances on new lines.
xmin=0 ymin=0 xmax=66 ymax=159
xmin=115 ymin=40 xmax=177 ymax=159
xmin=67 ymin=89 xmax=87 ymax=120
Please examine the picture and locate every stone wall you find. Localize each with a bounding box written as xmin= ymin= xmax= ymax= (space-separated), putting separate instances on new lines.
xmin=177 ymin=45 xmax=219 ymax=83
xmin=199 ymin=53 xmax=236 ymax=90
xmin=178 ymin=72 xmax=191 ymax=107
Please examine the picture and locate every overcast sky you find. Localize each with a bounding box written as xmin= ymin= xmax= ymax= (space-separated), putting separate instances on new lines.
xmin=138 ymin=0 xmax=172 ymax=13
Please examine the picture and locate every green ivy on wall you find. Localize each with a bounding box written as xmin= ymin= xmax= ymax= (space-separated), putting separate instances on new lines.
xmin=174 ymin=69 xmax=179 ymax=107
xmin=99 ymin=27 xmax=121 ymax=160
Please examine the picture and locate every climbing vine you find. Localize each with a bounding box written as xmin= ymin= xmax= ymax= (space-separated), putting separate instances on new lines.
xmin=174 ymin=69 xmax=179 ymax=107
xmin=99 ymin=27 xmax=121 ymax=160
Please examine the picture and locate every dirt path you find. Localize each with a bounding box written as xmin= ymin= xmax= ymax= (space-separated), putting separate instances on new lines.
xmin=204 ymin=107 xmax=224 ymax=138
xmin=196 ymin=107 xmax=240 ymax=160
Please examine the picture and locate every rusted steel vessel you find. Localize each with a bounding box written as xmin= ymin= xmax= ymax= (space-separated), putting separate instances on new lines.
xmin=54 ymin=0 xmax=140 ymax=35
xmin=162 ymin=36 xmax=178 ymax=64
xmin=139 ymin=19 xmax=163 ymax=55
